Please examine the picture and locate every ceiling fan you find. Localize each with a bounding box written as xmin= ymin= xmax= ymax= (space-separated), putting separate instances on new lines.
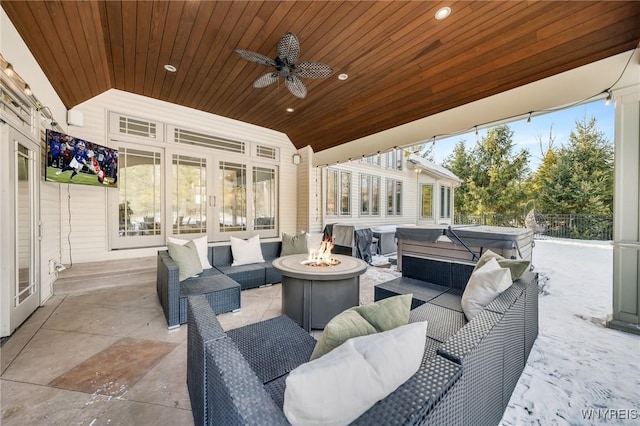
xmin=234 ymin=32 xmax=333 ymax=99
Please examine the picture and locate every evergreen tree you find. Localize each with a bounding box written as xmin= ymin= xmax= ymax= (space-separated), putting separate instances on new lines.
xmin=541 ymin=116 xmax=613 ymax=214
xmin=466 ymin=125 xmax=530 ymax=215
xmin=442 ymin=140 xmax=473 ymax=215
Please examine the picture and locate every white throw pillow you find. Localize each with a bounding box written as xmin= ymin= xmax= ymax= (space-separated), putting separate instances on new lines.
xmin=305 ymin=232 xmax=324 ymax=253
xmin=167 ymin=235 xmax=212 ymax=270
xmin=230 ymin=235 xmax=265 ymax=266
xmin=461 ymin=257 xmax=512 ymax=321
xmin=283 ymin=321 xmax=427 ymax=426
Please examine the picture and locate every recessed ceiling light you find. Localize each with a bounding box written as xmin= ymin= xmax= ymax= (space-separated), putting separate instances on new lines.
xmin=338 ymin=73 xmax=348 ymax=81
xmin=435 ymin=6 xmax=451 ymax=20
xmin=286 ymin=107 xmax=295 ymax=113
xmin=164 ymin=64 xmax=177 ymax=72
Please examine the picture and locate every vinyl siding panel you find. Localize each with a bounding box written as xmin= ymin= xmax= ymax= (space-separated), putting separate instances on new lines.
xmin=314 ymin=156 xmax=458 ymax=231
xmin=57 ymin=89 xmax=297 ymax=263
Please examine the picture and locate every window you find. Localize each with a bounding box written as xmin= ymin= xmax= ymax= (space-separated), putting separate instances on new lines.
xmin=440 ymin=185 xmax=452 ymax=219
xmin=387 ymin=179 xmax=402 ymax=215
xmin=172 ymin=155 xmax=207 ymax=235
xmin=112 ymin=146 xmax=164 ymax=248
xmin=360 ymin=153 xmax=380 ymax=166
xmin=341 ymin=171 xmax=351 ymax=215
xmin=219 ymin=162 xmax=247 ymax=232
xmin=326 ymin=168 xmax=351 ymax=216
xmin=360 ymin=174 xmax=380 ymax=215
xmin=253 ymin=166 xmax=277 ymax=231
xmin=386 ymin=149 xmax=403 ymax=171
xmin=326 ymin=169 xmax=337 ymax=216
xmin=421 ymin=184 xmax=434 ymax=219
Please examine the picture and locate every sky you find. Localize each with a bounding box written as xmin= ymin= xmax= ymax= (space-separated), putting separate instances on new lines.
xmin=427 ymin=99 xmax=615 ymax=171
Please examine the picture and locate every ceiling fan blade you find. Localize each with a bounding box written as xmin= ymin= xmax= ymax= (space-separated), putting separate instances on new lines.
xmin=277 ymin=32 xmax=300 ymax=64
xmin=253 ymin=73 xmax=279 ymax=88
xmin=234 ymin=49 xmax=276 ymax=67
xmin=295 ymin=62 xmax=334 ymax=78
xmin=285 ymin=75 xmax=307 ymax=99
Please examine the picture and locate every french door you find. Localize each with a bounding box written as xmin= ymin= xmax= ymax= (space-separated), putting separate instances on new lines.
xmin=109 ymin=142 xmax=278 ymax=249
xmin=1 ymin=124 xmax=40 ymax=337
xmin=170 ymin=152 xmax=278 ymax=241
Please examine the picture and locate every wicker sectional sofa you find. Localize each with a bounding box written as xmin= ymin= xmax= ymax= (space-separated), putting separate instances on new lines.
xmin=186 ymin=256 xmax=539 ymax=425
xmin=157 ymin=241 xmax=282 ymax=328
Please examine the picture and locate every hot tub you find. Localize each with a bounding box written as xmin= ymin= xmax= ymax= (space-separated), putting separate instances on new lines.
xmin=395 ymin=225 xmax=533 ymax=271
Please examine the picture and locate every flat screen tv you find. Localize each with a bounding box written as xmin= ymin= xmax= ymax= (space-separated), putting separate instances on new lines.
xmin=45 ymin=130 xmax=118 ymax=188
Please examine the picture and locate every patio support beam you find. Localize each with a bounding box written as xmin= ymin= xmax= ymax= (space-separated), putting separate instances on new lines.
xmin=609 ymin=86 xmax=640 ymax=335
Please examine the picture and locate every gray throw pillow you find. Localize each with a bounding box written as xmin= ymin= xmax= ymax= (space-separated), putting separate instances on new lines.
xmin=168 ymin=240 xmax=203 ymax=281
xmin=474 ymin=249 xmax=530 ymax=280
xmin=281 ymin=232 xmax=308 ymax=256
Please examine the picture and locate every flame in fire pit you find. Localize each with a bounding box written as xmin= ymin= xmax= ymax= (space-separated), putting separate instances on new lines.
xmin=301 ymin=239 xmax=341 ymax=267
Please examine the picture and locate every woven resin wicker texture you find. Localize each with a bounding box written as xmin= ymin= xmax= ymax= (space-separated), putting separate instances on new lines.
xmin=157 ymin=251 xmax=180 ymax=327
xmin=178 ymin=274 xmax=240 ymax=324
xmin=158 ymin=250 xmax=241 ymax=328
xmin=428 ymin=289 xmax=464 ymax=312
xmin=260 ymin=241 xmax=283 ymax=284
xmin=226 ymin=315 xmax=316 ymax=384
xmin=187 ymin=295 xmax=226 ymax=426
xmin=373 ymin=256 xmax=538 ymax=425
xmin=523 ymin=271 xmax=539 ymax=359
xmin=409 ymin=303 xmax=467 ymax=343
xmin=375 ymin=277 xmax=450 ymax=309
xmin=438 ymin=310 xmax=506 ymax=426
xmin=401 ymin=256 xmax=475 ymax=291
xmin=206 ymin=338 xmax=289 ymax=425
xmin=352 ymin=345 xmax=462 ymax=425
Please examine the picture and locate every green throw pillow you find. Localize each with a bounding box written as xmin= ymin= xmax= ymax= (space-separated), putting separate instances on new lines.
xmin=474 ymin=250 xmax=530 ymax=280
xmin=281 ymin=232 xmax=308 ymax=256
xmin=310 ymin=294 xmax=412 ymax=360
xmin=167 ymin=240 xmax=203 ymax=281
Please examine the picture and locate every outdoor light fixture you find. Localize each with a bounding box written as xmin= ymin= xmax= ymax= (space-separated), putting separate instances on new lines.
xmin=605 ymin=90 xmax=613 ymax=106
xmin=292 ymin=153 xmax=301 ymax=165
xmin=4 ymin=63 xmax=14 ymax=77
xmin=527 ymin=112 xmax=532 ymax=124
xmin=164 ymin=64 xmax=177 ymax=72
xmin=435 ymin=6 xmax=451 ymax=20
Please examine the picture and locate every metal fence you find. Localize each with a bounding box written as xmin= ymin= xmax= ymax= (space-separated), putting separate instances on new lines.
xmin=455 ymin=213 xmax=613 ymax=241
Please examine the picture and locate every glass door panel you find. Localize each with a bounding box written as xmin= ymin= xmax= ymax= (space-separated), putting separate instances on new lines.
xmin=2 ymin=124 xmax=40 ymax=337
xmin=110 ymin=145 xmax=164 ymax=248
xmin=253 ymin=166 xmax=276 ymax=232
xmin=172 ymin=155 xmax=207 ymax=235
xmin=219 ymin=162 xmax=247 ymax=233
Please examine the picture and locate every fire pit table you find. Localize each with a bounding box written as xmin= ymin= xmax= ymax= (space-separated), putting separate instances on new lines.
xmin=272 ymin=253 xmax=368 ymax=331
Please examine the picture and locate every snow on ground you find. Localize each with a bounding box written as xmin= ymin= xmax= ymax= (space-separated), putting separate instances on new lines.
xmin=502 ymin=239 xmax=640 ymax=425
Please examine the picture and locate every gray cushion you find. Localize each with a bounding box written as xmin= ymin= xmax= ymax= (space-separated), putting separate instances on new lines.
xmin=281 ymin=232 xmax=308 ymax=256
xmin=168 ymin=240 xmax=203 ymax=281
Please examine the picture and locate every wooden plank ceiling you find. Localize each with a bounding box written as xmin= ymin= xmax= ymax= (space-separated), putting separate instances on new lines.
xmin=3 ymin=1 xmax=640 ymax=152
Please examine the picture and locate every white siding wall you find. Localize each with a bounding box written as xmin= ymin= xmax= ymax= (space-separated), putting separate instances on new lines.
xmin=56 ymin=89 xmax=298 ymax=262
xmin=318 ymin=158 xmax=418 ymax=229
xmin=313 ymin=156 xmax=458 ymax=231
xmin=2 ymin=10 xmax=67 ymax=304
xmin=293 ymin=146 xmax=323 ymax=235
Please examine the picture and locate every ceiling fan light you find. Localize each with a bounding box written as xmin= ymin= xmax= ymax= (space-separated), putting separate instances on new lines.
xmin=435 ymin=6 xmax=451 ymax=20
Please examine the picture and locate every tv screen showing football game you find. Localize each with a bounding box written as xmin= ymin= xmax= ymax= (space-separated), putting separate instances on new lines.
xmin=45 ymin=130 xmax=118 ymax=188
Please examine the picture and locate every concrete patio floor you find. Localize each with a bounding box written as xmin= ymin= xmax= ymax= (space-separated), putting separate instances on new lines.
xmin=0 ymin=257 xmax=280 ymax=425
xmin=0 ymin=257 xmax=399 ymax=425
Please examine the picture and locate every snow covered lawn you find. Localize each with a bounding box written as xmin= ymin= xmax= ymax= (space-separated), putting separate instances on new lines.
xmin=502 ymin=239 xmax=640 ymax=425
